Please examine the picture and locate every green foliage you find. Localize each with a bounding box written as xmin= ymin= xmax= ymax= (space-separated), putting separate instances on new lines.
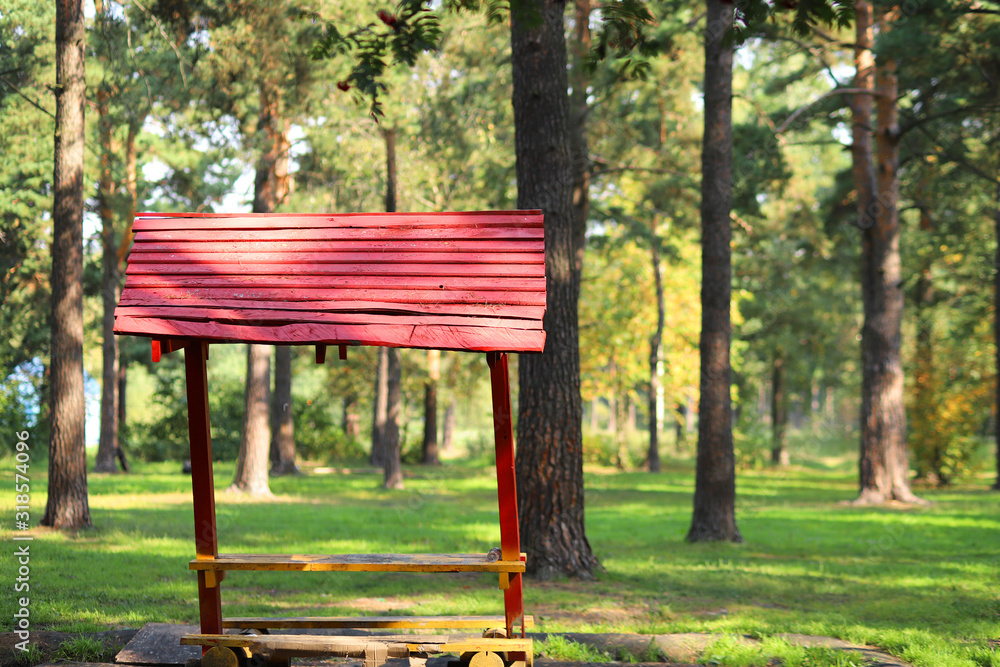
xmin=0 ymin=1 xmax=56 ymax=377
xmin=537 ymin=635 xmax=613 ymax=662
xmin=293 ymin=396 xmax=367 ymax=463
xmin=731 ymin=0 xmax=855 ymax=44
xmin=9 ymin=642 xmax=43 ymax=666
xmin=54 ymin=637 xmax=110 ymax=663
xmin=704 ymin=636 xmax=866 ymax=667
xmin=310 ymin=0 xmax=445 ymax=118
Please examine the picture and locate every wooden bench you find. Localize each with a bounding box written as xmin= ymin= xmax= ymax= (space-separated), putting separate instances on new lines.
xmin=114 ymin=210 xmax=545 ymax=667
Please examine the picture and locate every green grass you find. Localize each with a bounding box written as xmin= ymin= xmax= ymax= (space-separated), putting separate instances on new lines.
xmin=1 ymin=456 xmax=998 ymax=667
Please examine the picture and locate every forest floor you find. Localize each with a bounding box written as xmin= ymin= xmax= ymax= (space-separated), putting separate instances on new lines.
xmin=0 ymin=456 xmax=996 ymax=667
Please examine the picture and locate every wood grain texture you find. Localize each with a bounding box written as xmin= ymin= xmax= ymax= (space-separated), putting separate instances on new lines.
xmin=188 ymin=553 xmax=527 ymax=572
xmin=221 ymin=615 xmax=534 ymax=630
xmin=115 ymin=211 xmax=546 ymax=352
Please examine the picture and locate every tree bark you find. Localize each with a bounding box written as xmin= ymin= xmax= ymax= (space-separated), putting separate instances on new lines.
xmin=371 ymin=346 xmax=389 ymax=466
xmin=854 ymin=10 xmax=923 ymax=505
xmin=377 ymin=126 xmax=404 ymax=486
xmin=271 ymin=345 xmax=298 ymax=475
xmin=343 ymin=395 xmax=360 ymax=438
xmin=95 ymin=81 xmax=121 ymax=474
xmin=231 ymin=83 xmax=290 ymax=496
xmin=42 ymin=0 xmax=91 ymax=529
xmin=647 ymin=241 xmax=665 ymax=472
xmin=994 ymin=172 xmax=1000 ymax=491
xmin=511 ymin=0 xmax=599 ymax=579
xmin=569 ymin=0 xmax=591 ymax=271
xmin=441 ymin=399 xmax=456 ymax=456
xmin=383 ymin=347 xmax=404 ymax=489
xmin=771 ymin=349 xmax=789 ymax=466
xmin=912 ymin=202 xmax=937 ymax=482
xmin=232 ymin=344 xmax=272 ymax=495
xmin=687 ymin=0 xmax=741 ymax=543
xmin=113 ymin=121 xmax=139 ymax=475
xmin=422 ymin=349 xmax=440 ymax=465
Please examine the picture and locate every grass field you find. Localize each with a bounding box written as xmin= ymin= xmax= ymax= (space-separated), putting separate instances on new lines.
xmin=1 ymin=454 xmax=997 ymax=667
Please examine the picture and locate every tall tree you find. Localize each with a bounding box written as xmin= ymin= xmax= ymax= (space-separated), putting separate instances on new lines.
xmin=422 ymin=349 xmax=440 ymax=465
xmin=232 ymin=343 xmax=273 ymax=496
xmin=686 ymin=0 xmax=741 ymax=543
xmin=381 ymin=126 xmax=404 ymax=490
xmin=512 ymin=0 xmax=599 ymax=578
xmin=853 ymin=4 xmax=922 ymax=504
xmin=42 ymin=0 xmax=90 ymax=528
xmin=271 ymin=346 xmax=298 ymax=475
xmin=232 ymin=81 xmax=291 ymax=496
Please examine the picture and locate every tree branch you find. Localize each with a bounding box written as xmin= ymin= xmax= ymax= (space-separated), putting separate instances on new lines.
xmin=0 ymin=76 xmax=55 ymax=119
xmin=775 ymin=88 xmax=887 ymax=134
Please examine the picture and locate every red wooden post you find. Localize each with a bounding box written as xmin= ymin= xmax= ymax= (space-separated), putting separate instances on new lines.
xmin=487 ymin=352 xmax=524 ymax=638
xmin=184 ymin=340 xmax=222 ymax=640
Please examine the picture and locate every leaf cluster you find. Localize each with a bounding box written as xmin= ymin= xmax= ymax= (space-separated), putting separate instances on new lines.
xmin=309 ymin=0 xmax=446 ymax=118
xmin=732 ymin=0 xmax=855 ymax=45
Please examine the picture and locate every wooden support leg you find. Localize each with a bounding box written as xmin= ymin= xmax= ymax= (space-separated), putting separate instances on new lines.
xmin=486 ymin=352 xmax=525 ymax=638
xmin=185 ymin=341 xmax=222 ymax=641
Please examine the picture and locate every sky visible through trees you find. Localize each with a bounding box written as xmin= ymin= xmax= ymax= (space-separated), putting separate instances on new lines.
xmin=0 ymin=0 xmax=998 ymax=541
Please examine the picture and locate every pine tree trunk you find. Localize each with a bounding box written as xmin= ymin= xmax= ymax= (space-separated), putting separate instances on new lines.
xmin=647 ymin=241 xmax=665 ymax=473
xmin=994 ymin=174 xmax=1000 ymax=491
xmin=854 ymin=13 xmax=923 ymax=505
xmin=272 ymin=345 xmax=298 ymax=475
xmin=383 ymin=347 xmax=404 ymax=489
xmin=912 ymin=203 xmax=937 ymax=482
xmin=371 ymin=347 xmax=388 ymax=466
xmin=95 ymin=83 xmax=121 ymax=474
xmin=343 ymin=395 xmax=360 ymax=438
xmin=113 ymin=122 xmax=139 ymax=474
xmin=771 ymin=349 xmax=789 ymax=466
xmin=231 ymin=83 xmax=290 ymax=497
xmin=687 ymin=0 xmax=741 ymax=543
xmin=441 ymin=399 xmax=456 ymax=455
xmin=233 ymin=344 xmax=272 ymax=496
xmin=42 ymin=0 xmax=91 ymax=530
xmin=422 ymin=349 xmax=440 ymax=465
xmin=511 ymin=0 xmax=599 ymax=579
xmin=569 ymin=0 xmax=591 ymax=271
xmin=377 ymin=126 xmax=404 ymax=485
xmin=117 ymin=358 xmax=129 ymax=472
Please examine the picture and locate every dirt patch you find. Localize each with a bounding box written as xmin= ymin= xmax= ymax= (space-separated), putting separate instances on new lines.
xmin=1 ymin=629 xmax=138 ymax=667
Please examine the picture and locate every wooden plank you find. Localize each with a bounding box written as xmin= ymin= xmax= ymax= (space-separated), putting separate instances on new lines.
xmin=133 ymin=225 xmax=544 ymax=242
xmin=131 ymin=238 xmax=544 ymax=253
xmin=179 ymin=634 xmax=414 ymax=658
xmin=188 ymin=553 xmax=527 ymax=572
xmin=124 ymin=273 xmax=546 ymax=292
xmin=138 ymin=209 xmax=541 ymax=219
xmin=222 ymin=615 xmax=534 ymax=630
xmin=115 ymin=316 xmax=547 ymax=351
xmin=115 ymin=622 xmax=202 ymax=665
xmin=116 ymin=306 xmax=544 ymax=331
xmin=126 ymin=262 xmax=546 ymax=278
xmin=180 ymin=634 xmax=532 ymax=659
xmin=117 ymin=301 xmax=544 ymax=324
xmin=119 ymin=286 xmax=546 ymax=308
xmin=133 ymin=211 xmax=543 ymax=232
xmin=118 ymin=295 xmax=544 ymax=321
xmin=128 ymin=251 xmax=542 ymax=266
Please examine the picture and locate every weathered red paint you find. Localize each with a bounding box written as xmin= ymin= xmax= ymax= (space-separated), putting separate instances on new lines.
xmin=184 ymin=341 xmax=222 ymax=638
xmin=487 ymin=352 xmax=524 ymax=638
